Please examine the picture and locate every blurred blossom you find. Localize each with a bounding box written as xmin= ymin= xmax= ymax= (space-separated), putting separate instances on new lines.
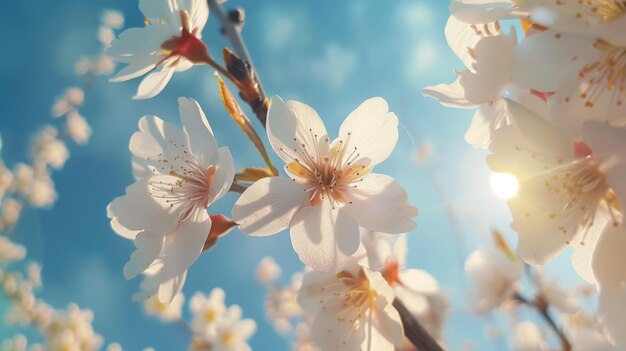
xmin=511 ymin=321 xmax=547 ymax=351
xmin=293 ymin=323 xmax=318 ymax=351
xmin=0 ymin=163 xmax=12 ymax=199
xmin=264 ymin=273 xmax=303 ymax=333
xmin=13 ymin=163 xmax=34 ymax=196
xmin=106 ymin=343 xmax=123 ymax=351
xmin=26 ymin=262 xmax=42 ymax=288
xmin=210 ymin=306 xmax=256 ymax=351
xmin=562 ymin=312 xmax=616 ymax=351
xmin=465 ymin=247 xmax=523 ymax=314
xmin=144 ymin=293 xmax=184 ymax=322
xmin=414 ymin=141 xmax=433 ymax=166
xmin=0 ymin=334 xmax=28 ymax=351
xmin=102 ymin=10 xmax=124 ymax=29
xmin=0 ymin=237 xmax=25 ymax=263
xmin=28 ymin=175 xmax=56 ymax=208
xmin=255 ymin=256 xmax=281 ymax=284
xmin=189 ymin=288 xmax=228 ymax=337
xmin=64 ymin=87 xmax=84 ymax=106
xmin=31 ymin=127 xmax=69 ymax=170
xmin=98 ymin=26 xmax=116 ymax=48
xmin=1 ymin=198 xmax=22 ymax=230
xmin=533 ymin=269 xmax=579 ymax=314
xmin=65 ymin=111 xmax=92 ymax=145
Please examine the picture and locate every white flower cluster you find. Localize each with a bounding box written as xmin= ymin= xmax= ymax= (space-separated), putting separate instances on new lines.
xmin=52 ymin=87 xmax=92 ymax=145
xmin=427 ymin=1 xmax=626 ymax=348
xmin=142 ymin=286 xmax=257 ymax=351
xmin=75 ymin=10 xmax=124 ymax=77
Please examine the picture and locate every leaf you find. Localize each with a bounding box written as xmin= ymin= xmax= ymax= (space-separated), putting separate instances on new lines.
xmin=235 ymin=167 xmax=277 ymax=183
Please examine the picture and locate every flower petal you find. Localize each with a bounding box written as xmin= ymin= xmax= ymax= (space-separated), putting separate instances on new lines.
xmin=510 ymin=30 xmax=597 ymax=92
xmin=140 ymin=214 xmax=211 ymax=292
xmin=134 ymin=68 xmax=175 ymax=100
xmin=178 ymin=97 xmax=219 ymax=166
xmin=423 ymin=78 xmax=478 ymax=109
xmin=110 ymin=55 xmax=160 ymax=82
xmin=343 ymin=173 xmax=418 ymax=234
xmin=290 ymin=200 xmax=360 ymax=272
xmin=211 ymin=147 xmax=235 ymax=204
xmin=108 ymin=179 xmax=179 ymax=235
xmin=232 ymin=177 xmax=307 ymax=236
xmin=598 ymin=287 xmax=626 ymax=348
xmin=337 ymin=97 xmax=398 ymax=166
xmin=592 ymin=223 xmax=626 ymax=290
xmin=124 ymin=231 xmax=165 ymax=280
xmin=266 ymin=96 xmax=330 ymax=166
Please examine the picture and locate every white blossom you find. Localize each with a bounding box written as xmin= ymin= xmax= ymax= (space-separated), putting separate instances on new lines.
xmin=144 ymin=292 xmax=184 ymax=322
xmin=233 ymin=97 xmax=417 ymax=271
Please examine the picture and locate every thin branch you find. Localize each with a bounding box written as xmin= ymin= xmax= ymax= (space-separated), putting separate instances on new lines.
xmin=207 ymin=0 xmax=267 ymax=102
xmin=393 ymin=298 xmax=445 ymax=351
xmin=513 ymin=293 xmax=572 ymax=351
xmin=229 ymin=182 xmax=247 ymax=194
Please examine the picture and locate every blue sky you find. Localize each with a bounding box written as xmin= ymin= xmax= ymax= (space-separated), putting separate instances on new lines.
xmin=0 ymin=0 xmax=587 ymax=350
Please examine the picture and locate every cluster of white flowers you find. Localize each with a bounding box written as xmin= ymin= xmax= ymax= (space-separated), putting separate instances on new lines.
xmin=427 ymin=1 xmax=626 ymax=348
xmin=75 ymin=10 xmax=124 ymax=77
xmin=52 ymin=87 xmax=92 ymax=145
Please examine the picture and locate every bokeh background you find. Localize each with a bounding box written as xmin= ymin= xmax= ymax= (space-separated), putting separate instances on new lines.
xmin=0 ymin=0 xmax=586 ymax=349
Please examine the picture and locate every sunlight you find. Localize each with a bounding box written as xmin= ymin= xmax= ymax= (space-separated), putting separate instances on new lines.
xmin=490 ymin=172 xmax=519 ymax=199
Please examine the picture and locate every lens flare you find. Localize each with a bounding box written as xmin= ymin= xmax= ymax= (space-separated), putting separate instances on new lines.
xmin=490 ymin=172 xmax=519 ymax=199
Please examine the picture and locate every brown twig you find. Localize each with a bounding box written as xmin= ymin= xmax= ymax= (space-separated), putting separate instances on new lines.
xmin=393 ymin=298 xmax=445 ymax=351
xmin=513 ymin=293 xmax=572 ymax=351
xmin=207 ymin=0 xmax=268 ymax=127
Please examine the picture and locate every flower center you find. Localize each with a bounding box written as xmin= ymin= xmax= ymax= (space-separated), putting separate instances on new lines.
xmin=283 ymin=131 xmax=371 ymax=208
xmin=575 ymin=40 xmax=626 ymax=108
xmin=327 ymin=268 xmax=378 ymax=326
xmin=149 ymin=162 xmax=217 ymax=223
xmin=156 ymin=11 xmax=210 ymax=68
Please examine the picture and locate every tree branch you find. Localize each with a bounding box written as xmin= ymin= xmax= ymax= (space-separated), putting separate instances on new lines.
xmin=393 ymin=298 xmax=445 ymax=351
xmin=513 ymin=293 xmax=572 ymax=351
xmin=207 ymin=0 xmax=268 ymax=126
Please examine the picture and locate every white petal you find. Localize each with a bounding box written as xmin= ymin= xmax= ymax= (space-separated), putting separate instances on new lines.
xmin=124 ymin=231 xmax=165 ymax=279
xmin=310 ymin=296 xmax=365 ymax=350
xmin=583 ymin=122 xmax=626 ymax=208
xmin=290 ymin=201 xmax=359 ymax=272
xmin=372 ymin=297 xmax=404 ymax=347
xmin=110 ymin=55 xmax=159 ymax=82
xmin=130 ymin=116 xmax=188 ymax=168
xmin=108 ymin=180 xmax=179 ymax=234
xmin=598 ymin=287 xmax=626 ymax=348
xmin=158 ymin=271 xmax=187 ymax=304
xmin=444 ymin=16 xmax=482 ymax=68
xmin=211 ymin=147 xmax=235 ymax=203
xmin=178 ymin=97 xmax=218 ymax=166
xmin=107 ymin=26 xmax=174 ymax=61
xmin=592 ymin=223 xmax=626 ymax=290
xmin=134 ymin=68 xmax=175 ymax=100
xmin=449 ymin=0 xmax=515 ymax=24
xmin=458 ymin=30 xmax=516 ymax=104
xmin=182 ymin=0 xmax=210 ymax=33
xmin=232 ymin=177 xmax=307 ymax=236
xmin=266 ymin=96 xmax=330 ymax=165
xmin=571 ymin=212 xmax=610 ymax=285
xmin=510 ymin=31 xmax=598 ymax=92
xmin=423 ymin=78 xmax=478 ymax=109
xmin=337 ymin=97 xmax=399 ymax=166
xmin=343 ymin=173 xmax=418 ymax=234
xmin=141 ymin=215 xmax=211 ymax=292
xmin=464 ymin=100 xmax=509 ymax=149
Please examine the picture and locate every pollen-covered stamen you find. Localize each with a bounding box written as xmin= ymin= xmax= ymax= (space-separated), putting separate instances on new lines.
xmin=584 ymin=0 xmax=626 ymax=22
xmin=156 ymin=10 xmax=210 ymax=67
xmin=317 ymin=268 xmax=378 ymax=338
xmin=148 ymin=143 xmax=217 ymax=222
xmin=281 ymin=131 xmax=371 ymax=209
xmin=573 ymin=40 xmax=626 ymax=108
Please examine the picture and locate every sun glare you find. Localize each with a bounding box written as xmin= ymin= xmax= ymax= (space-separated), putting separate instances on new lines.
xmin=490 ymin=172 xmax=519 ymax=199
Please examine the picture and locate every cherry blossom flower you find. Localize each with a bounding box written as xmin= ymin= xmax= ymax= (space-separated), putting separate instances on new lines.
xmin=189 ymin=288 xmax=228 ymax=336
xmin=107 ymin=98 xmax=234 ymax=302
xmin=297 ymin=260 xmax=403 ymax=350
xmin=562 ymin=312 xmax=617 ymax=351
xmin=487 ymin=102 xmax=623 ymax=278
xmin=465 ymin=247 xmax=523 ymax=314
xmin=0 ymin=237 xmax=26 ymax=263
xmin=210 ymin=306 xmax=256 ymax=351
xmin=233 ymin=97 xmax=418 ymax=271
xmin=424 ymin=17 xmax=525 ymax=148
xmin=144 ymin=292 xmax=184 ymax=322
xmin=263 ymin=273 xmax=303 ymax=333
xmin=108 ymin=0 xmax=211 ymax=99
xmin=65 ymin=111 xmax=92 ymax=145
xmin=512 ymin=321 xmax=548 ymax=351
xmin=255 ymin=256 xmax=281 ymax=285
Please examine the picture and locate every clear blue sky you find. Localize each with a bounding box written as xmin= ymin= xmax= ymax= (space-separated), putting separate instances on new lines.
xmin=0 ymin=0 xmax=584 ymax=349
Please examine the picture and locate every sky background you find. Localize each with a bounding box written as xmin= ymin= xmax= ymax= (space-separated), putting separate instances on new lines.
xmin=0 ymin=0 xmax=589 ymax=350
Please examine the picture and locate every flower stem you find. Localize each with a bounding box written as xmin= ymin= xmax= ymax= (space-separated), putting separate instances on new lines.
xmin=393 ymin=298 xmax=445 ymax=351
xmin=229 ymin=182 xmax=247 ymax=194
xmin=513 ymin=293 xmax=572 ymax=351
xmin=206 ymin=0 xmax=268 ymax=127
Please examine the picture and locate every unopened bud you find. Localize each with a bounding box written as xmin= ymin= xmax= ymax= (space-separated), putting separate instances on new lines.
xmin=202 ymin=214 xmax=237 ymax=252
